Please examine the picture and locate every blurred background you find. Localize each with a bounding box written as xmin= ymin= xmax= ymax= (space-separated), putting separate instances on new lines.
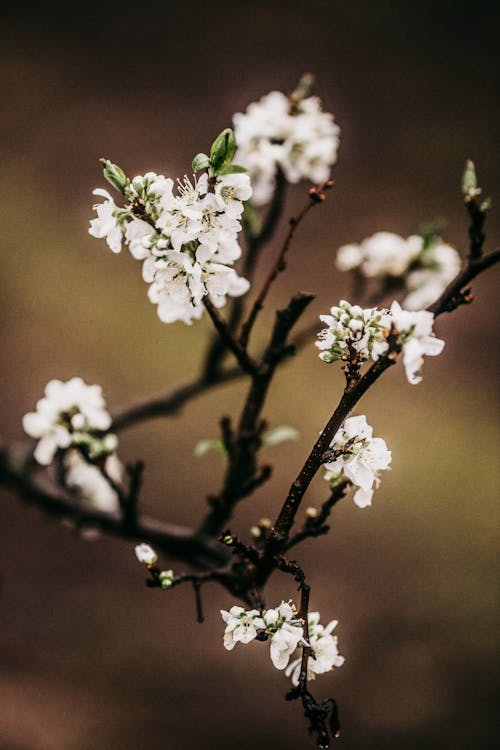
xmin=1 ymin=1 xmax=499 ymax=748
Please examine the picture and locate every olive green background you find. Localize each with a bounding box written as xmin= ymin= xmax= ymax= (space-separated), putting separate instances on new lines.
xmin=1 ymin=2 xmax=499 ymax=749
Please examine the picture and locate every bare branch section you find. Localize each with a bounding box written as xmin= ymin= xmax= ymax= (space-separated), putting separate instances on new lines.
xmin=0 ymin=443 xmax=226 ymax=569
xmin=239 ymin=180 xmax=333 ymax=349
xmin=199 ymin=292 xmax=315 ymax=537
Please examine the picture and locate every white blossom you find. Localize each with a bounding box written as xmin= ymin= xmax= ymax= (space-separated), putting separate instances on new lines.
xmin=316 ymin=300 xmax=391 ymax=365
xmin=23 ymin=377 xmax=115 ymax=466
xmin=390 ymin=301 xmax=445 ymax=384
xmin=404 ymin=240 xmax=461 ymax=310
xmin=263 ymin=601 xmax=305 ymax=670
xmin=90 ymin=167 xmax=252 ymax=325
xmin=89 ymin=188 xmax=125 ymax=253
xmin=220 ymin=606 xmax=265 ymax=650
xmin=233 ymin=90 xmax=339 ymax=205
xmin=285 ymin=612 xmax=345 ymax=685
xmin=335 ymin=231 xmax=461 ymax=310
xmin=324 ymin=415 xmax=391 ymax=508
xmin=135 ymin=543 xmax=158 ymax=565
xmin=64 ymin=450 xmax=122 ymax=513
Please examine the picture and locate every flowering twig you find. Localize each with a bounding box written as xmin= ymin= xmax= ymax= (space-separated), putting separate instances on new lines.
xmin=199 ymin=293 xmax=314 ymax=536
xmin=201 ymin=170 xmax=287 ymax=382
xmin=239 ymin=181 xmax=333 ymax=349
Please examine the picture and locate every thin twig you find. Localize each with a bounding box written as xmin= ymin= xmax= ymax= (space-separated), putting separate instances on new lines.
xmin=239 ymin=181 xmax=333 ymax=349
xmin=203 ymin=297 xmax=259 ymax=375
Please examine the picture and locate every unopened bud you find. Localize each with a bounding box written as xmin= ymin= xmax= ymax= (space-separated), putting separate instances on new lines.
xmin=305 ymin=506 xmax=319 ymax=519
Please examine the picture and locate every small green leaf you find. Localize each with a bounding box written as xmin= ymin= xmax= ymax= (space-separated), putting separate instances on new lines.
xmin=192 ymin=153 xmax=210 ymax=173
xmin=216 ymin=164 xmax=247 ymax=175
xmin=194 ymin=438 xmax=226 ymax=458
xmin=261 ymin=426 xmax=300 ymax=449
xmin=100 ymin=159 xmax=128 ymax=194
xmin=209 ymin=128 xmax=236 ymax=172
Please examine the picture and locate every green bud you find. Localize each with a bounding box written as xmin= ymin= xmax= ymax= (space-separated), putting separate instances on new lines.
xmin=462 ymin=160 xmax=480 ymax=197
xmin=159 ymin=569 xmax=174 ymax=589
xmin=290 ymin=72 xmax=315 ymax=102
xmin=222 ymin=534 xmax=234 ymax=546
xmin=100 ymin=159 xmax=128 ymax=194
xmin=192 ymin=153 xmax=210 ymax=173
xmin=209 ymin=128 xmax=236 ymax=172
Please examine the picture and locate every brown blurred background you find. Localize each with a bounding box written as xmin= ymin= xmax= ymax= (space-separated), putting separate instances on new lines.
xmin=1 ymin=1 xmax=499 ymax=748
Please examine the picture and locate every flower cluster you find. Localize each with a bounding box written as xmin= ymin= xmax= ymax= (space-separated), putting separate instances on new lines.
xmin=233 ymin=90 xmax=340 ymax=205
xmin=221 ymin=602 xmax=344 ymax=682
xmin=63 ymin=450 xmax=122 ymax=513
xmin=317 ymin=299 xmax=445 ymax=384
xmin=285 ymin=612 xmax=345 ymax=685
xmin=221 ymin=601 xmax=304 ymax=670
xmin=315 ymin=300 xmax=391 ymax=364
xmin=336 ymin=231 xmax=461 ymax=310
xmin=323 ymin=415 xmax=392 ymax=508
xmin=89 ymin=162 xmax=252 ymax=325
xmin=23 ymin=378 xmax=116 ymax=465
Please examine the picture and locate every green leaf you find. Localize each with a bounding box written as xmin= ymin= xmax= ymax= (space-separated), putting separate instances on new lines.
xmin=194 ymin=438 xmax=227 ymax=458
xmin=216 ymin=164 xmax=247 ymax=175
xmin=261 ymin=426 xmax=300 ymax=449
xmin=192 ymin=153 xmax=210 ymax=173
xmin=209 ymin=128 xmax=236 ymax=172
xmin=100 ymin=159 xmax=128 ymax=194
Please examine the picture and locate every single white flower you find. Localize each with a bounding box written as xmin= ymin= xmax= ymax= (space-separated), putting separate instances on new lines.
xmin=324 ymin=415 xmax=391 ymax=508
xmin=390 ymin=301 xmax=445 ymax=384
xmin=135 ymin=543 xmax=158 ymax=565
xmin=89 ymin=188 xmax=124 ymax=253
xmin=220 ymin=606 xmax=265 ymax=650
xmin=214 ymin=173 xmax=253 ymax=217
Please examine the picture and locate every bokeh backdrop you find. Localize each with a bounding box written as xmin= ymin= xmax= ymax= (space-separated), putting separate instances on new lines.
xmin=1 ymin=2 xmax=499 ymax=749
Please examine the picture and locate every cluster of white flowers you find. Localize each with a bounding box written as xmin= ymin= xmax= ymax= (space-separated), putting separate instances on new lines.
xmin=336 ymin=231 xmax=461 ymax=310
xmin=23 ymin=377 xmax=117 ymax=465
xmin=317 ymin=299 xmax=445 ymax=384
xmin=323 ymin=415 xmax=392 ymax=508
xmin=233 ymin=91 xmax=340 ymax=205
xmin=64 ymin=450 xmax=122 ymax=513
xmin=221 ymin=602 xmax=344 ymax=682
xmin=221 ymin=601 xmax=304 ymax=670
xmin=315 ymin=300 xmax=391 ymax=364
xmin=89 ymin=168 xmax=252 ymax=325
xmin=285 ymin=612 xmax=345 ymax=685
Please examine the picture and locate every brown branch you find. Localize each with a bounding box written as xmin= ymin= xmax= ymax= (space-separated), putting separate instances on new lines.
xmin=285 ymin=482 xmax=349 ymax=551
xmin=203 ymin=297 xmax=259 ymax=375
xmin=0 ymin=442 xmax=226 ymax=568
xmin=429 ymin=246 xmax=500 ymax=316
xmin=239 ymin=181 xmax=333 ymax=349
xmin=271 ymin=351 xmax=396 ymax=547
xmin=111 ymin=366 xmax=241 ymax=432
xmin=198 ymin=293 xmax=315 ymax=537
